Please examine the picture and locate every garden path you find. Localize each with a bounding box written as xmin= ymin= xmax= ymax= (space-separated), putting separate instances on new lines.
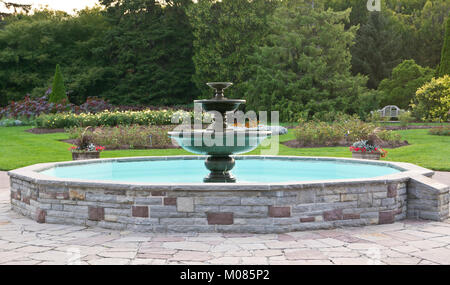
xmin=0 ymin=170 xmax=450 ymax=264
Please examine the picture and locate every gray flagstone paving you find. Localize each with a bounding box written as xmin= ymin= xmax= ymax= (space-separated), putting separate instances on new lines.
xmin=0 ymin=170 xmax=449 ymax=265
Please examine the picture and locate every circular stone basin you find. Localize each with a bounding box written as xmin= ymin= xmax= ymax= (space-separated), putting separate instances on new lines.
xmin=39 ymin=157 xmax=401 ymax=183
xmin=8 ymin=156 xmax=442 ymax=234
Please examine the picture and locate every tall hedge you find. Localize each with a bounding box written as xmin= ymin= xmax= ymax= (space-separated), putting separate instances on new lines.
xmin=438 ymin=17 xmax=450 ymax=77
xmin=49 ymin=64 xmax=68 ymax=103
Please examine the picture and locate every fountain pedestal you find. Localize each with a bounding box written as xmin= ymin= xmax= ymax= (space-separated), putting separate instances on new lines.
xmin=204 ymin=155 xmax=236 ymax=183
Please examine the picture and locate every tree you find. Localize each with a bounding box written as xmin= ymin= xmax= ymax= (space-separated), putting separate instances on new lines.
xmin=0 ymin=1 xmax=31 ymax=21
xmin=378 ymin=60 xmax=434 ymax=109
xmin=49 ymin=64 xmax=67 ymax=103
xmin=244 ymin=0 xmax=369 ymax=122
xmin=438 ymin=17 xmax=450 ymax=77
xmin=188 ymin=0 xmax=277 ymax=99
xmin=0 ymin=8 xmax=110 ymax=105
xmin=412 ymin=1 xmax=450 ymax=68
xmin=99 ymin=0 xmax=197 ymax=106
xmin=351 ymin=11 xmax=402 ymax=89
xmin=324 ymin=0 xmax=369 ymax=28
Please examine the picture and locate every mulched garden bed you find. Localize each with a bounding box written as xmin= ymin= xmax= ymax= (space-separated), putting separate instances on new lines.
xmin=26 ymin=128 xmax=66 ymax=134
xmin=282 ymin=139 xmax=409 ymax=149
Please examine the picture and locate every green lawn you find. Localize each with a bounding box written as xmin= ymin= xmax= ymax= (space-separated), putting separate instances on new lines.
xmin=0 ymin=126 xmax=448 ymax=171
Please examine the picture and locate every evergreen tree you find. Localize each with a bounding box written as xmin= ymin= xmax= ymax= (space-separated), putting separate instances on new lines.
xmin=244 ymin=0 xmax=368 ymax=122
xmin=351 ymin=11 xmax=402 ymax=89
xmin=413 ymin=1 xmax=450 ymax=68
xmin=438 ymin=17 xmax=450 ymax=77
xmin=99 ymin=0 xmax=197 ymax=106
xmin=188 ymin=0 xmax=277 ymax=99
xmin=49 ymin=64 xmax=68 ymax=103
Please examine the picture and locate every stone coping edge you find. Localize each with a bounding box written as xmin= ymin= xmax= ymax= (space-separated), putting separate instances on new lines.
xmin=7 ymin=155 xmax=435 ymax=191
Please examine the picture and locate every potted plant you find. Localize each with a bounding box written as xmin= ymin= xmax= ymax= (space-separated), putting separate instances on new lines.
xmin=69 ymin=127 xmax=105 ymax=160
xmin=69 ymin=144 xmax=105 ymax=160
xmin=349 ymin=140 xmax=387 ymax=160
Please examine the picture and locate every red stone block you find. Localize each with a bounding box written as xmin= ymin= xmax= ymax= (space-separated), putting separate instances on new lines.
xmin=56 ymin=192 xmax=69 ymax=200
xmin=269 ymin=206 xmax=291 ymax=218
xmin=343 ymin=213 xmax=360 ymax=220
xmin=379 ymin=210 xmax=395 ymax=224
xmin=387 ymin=183 xmax=398 ymax=198
xmin=31 ymin=193 xmax=38 ymax=200
xmin=88 ymin=206 xmax=105 ymax=221
xmin=22 ymin=197 xmax=30 ymax=205
xmin=152 ymin=191 xmax=166 ymax=196
xmin=323 ymin=209 xmax=343 ymax=221
xmin=300 ymin=217 xmax=315 ymax=223
xmin=207 ymin=212 xmax=234 ymax=225
xmin=163 ymin=197 xmax=177 ymax=206
xmin=132 ymin=206 xmax=149 ymax=218
xmin=36 ymin=208 xmax=46 ymax=223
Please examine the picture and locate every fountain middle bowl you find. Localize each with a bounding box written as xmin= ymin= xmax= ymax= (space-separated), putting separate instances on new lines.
xmin=168 ymin=129 xmax=272 ymax=155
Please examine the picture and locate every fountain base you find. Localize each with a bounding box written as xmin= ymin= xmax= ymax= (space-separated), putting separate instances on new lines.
xmin=204 ymin=155 xmax=236 ymax=183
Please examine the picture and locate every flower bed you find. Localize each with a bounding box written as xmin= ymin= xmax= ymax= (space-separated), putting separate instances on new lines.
xmin=66 ymin=125 xmax=176 ymax=150
xmin=36 ymin=109 xmax=194 ymax=128
xmin=0 ymin=95 xmax=193 ymax=124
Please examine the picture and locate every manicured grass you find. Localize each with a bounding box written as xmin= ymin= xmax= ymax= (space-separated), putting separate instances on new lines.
xmin=0 ymin=126 xmax=448 ymax=171
xmin=383 ymin=129 xmax=450 ymax=171
xmin=0 ymin=126 xmax=189 ymax=170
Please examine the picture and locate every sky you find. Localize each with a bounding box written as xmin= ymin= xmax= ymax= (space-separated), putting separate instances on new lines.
xmin=1 ymin=0 xmax=100 ymax=15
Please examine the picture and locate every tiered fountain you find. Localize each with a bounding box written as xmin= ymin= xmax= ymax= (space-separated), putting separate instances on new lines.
xmin=10 ymin=81 xmax=444 ymax=233
xmin=168 ymin=82 xmax=271 ymax=183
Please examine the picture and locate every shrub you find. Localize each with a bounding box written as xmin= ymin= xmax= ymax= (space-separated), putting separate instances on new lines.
xmin=429 ymin=126 xmax=450 ymax=136
xmin=366 ymin=111 xmax=382 ymax=123
xmin=66 ymin=125 xmax=175 ymax=149
xmin=410 ymin=75 xmax=450 ymax=122
xmin=294 ymin=114 xmax=401 ymax=146
xmin=78 ymin=97 xmax=114 ymax=114
xmin=0 ymin=95 xmax=73 ymax=119
xmin=376 ymin=130 xmax=402 ymax=143
xmin=398 ymin=111 xmax=415 ymax=127
xmin=0 ymin=95 xmax=117 ymax=120
xmin=49 ymin=65 xmax=68 ymax=104
xmin=378 ymin=60 xmax=434 ymax=109
xmin=294 ymin=120 xmax=343 ymax=146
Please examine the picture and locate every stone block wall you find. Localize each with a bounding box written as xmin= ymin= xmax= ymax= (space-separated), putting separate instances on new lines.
xmin=11 ymin=174 xmax=436 ymax=233
xmin=407 ymin=175 xmax=449 ymax=221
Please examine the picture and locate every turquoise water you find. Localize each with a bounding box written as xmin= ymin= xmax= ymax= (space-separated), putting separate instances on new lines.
xmin=40 ymin=159 xmax=401 ymax=183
